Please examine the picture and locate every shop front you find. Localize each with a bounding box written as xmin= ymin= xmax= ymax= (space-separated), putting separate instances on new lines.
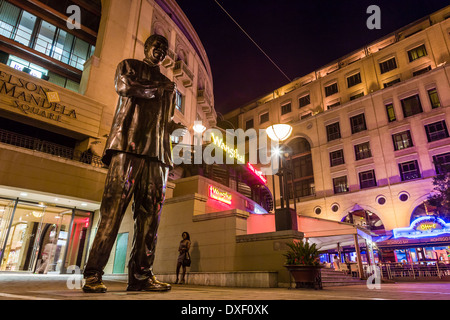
xmin=374 ymin=216 xmax=450 ymax=280
xmin=0 ymin=196 xmax=95 ymax=274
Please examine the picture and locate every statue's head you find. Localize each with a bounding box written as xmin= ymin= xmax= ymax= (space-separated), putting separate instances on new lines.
xmin=144 ymin=34 xmax=169 ymax=65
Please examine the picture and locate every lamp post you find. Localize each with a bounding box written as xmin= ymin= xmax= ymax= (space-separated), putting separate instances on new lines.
xmin=266 ymin=124 xmax=298 ymax=231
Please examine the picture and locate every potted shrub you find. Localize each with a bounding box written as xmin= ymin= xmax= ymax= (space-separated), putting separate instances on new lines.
xmin=284 ymin=240 xmax=323 ymax=289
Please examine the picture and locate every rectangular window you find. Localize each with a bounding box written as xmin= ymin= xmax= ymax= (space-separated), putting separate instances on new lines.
xmin=407 ymin=44 xmax=427 ymax=62
xmin=34 ymin=20 xmax=57 ymax=56
xmin=327 ymin=101 xmax=341 ymax=110
xmin=379 ymin=57 xmax=397 ymax=74
xmin=260 ymin=112 xmax=269 ymax=124
xmin=359 ymin=170 xmax=377 ymax=189
xmin=330 ymin=149 xmax=345 ymax=167
xmin=401 ymin=95 xmax=423 ymax=118
xmin=383 ymin=78 xmax=401 ymax=88
xmin=245 ymin=119 xmax=254 ymax=130
xmin=386 ymin=103 xmax=396 ymax=122
xmin=175 ymin=90 xmax=184 ymax=114
xmin=52 ymin=29 xmax=74 ymax=64
xmin=425 ymin=120 xmax=449 ymax=142
xmin=433 ymin=152 xmax=450 ymax=174
xmin=326 ymin=122 xmax=341 ymax=142
xmin=14 ymin=11 xmax=37 ymax=47
xmin=412 ymin=65 xmax=431 ymax=77
xmin=399 ymin=160 xmax=421 ymax=181
xmin=392 ymin=130 xmax=413 ymax=151
xmin=301 ymin=112 xmax=312 ymax=120
xmin=281 ymin=102 xmax=292 ymax=115
xmin=347 ymin=73 xmax=361 ymax=88
xmin=299 ymin=94 xmax=310 ymax=108
xmin=350 ymin=113 xmax=367 ymax=134
xmin=324 ymin=82 xmax=338 ymax=97
xmin=350 ymin=92 xmax=364 ymax=101
xmin=290 ymin=178 xmax=315 ymax=198
xmin=354 ymin=142 xmax=372 ymax=160
xmin=71 ymin=38 xmax=90 ymax=70
xmin=0 ymin=1 xmax=21 ymax=39
xmin=333 ymin=176 xmax=348 ymax=194
xmin=428 ymin=88 xmax=440 ymax=109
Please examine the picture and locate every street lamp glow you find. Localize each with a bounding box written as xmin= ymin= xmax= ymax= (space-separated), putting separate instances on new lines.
xmin=266 ymin=124 xmax=293 ymax=142
xmin=193 ymin=122 xmax=206 ymax=133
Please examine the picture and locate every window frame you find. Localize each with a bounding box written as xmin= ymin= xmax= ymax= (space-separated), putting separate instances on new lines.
xmin=350 ymin=113 xmax=367 ymax=134
xmin=407 ymin=44 xmax=428 ymax=62
xmin=379 ymin=57 xmax=398 ymax=74
xmin=326 ymin=122 xmax=341 ymax=142
xmin=346 ymin=72 xmax=362 ymax=88
xmin=354 ymin=141 xmax=372 ymax=161
xmin=425 ymin=120 xmax=449 ymax=142
xmin=359 ymin=170 xmax=377 ymax=189
xmin=333 ymin=176 xmax=349 ymax=194
xmin=392 ymin=130 xmax=413 ymax=151
xmin=329 ymin=149 xmax=345 ymax=167
xmin=299 ymin=94 xmax=311 ymax=108
xmin=324 ymin=82 xmax=338 ymax=97
xmin=428 ymin=88 xmax=441 ymax=109
xmin=281 ymin=102 xmax=292 ymax=115
xmin=398 ymin=160 xmax=421 ymax=181
xmin=401 ymin=94 xmax=423 ymax=118
xmin=259 ymin=112 xmax=269 ymax=124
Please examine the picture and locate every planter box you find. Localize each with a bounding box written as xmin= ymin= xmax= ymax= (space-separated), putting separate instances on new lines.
xmin=285 ymin=265 xmax=323 ymax=290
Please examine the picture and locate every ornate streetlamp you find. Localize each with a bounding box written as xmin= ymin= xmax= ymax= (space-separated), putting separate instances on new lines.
xmin=266 ymin=124 xmax=298 ymax=231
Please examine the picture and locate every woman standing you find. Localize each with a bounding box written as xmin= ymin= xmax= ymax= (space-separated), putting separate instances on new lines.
xmin=176 ymin=232 xmax=191 ymax=284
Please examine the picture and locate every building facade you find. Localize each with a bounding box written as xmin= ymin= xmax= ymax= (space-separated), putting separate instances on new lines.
xmin=0 ymin=0 xmax=216 ymax=274
xmin=224 ymin=7 xmax=450 ymax=263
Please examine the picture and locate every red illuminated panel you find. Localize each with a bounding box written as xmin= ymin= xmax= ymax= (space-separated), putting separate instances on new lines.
xmin=209 ymin=185 xmax=232 ymax=205
xmin=247 ymin=163 xmax=267 ymax=184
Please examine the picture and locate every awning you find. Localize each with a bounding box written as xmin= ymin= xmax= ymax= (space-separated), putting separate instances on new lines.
xmin=298 ymin=216 xmax=375 ymax=251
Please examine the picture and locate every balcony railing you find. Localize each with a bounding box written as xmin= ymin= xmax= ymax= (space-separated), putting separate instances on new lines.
xmin=173 ymin=60 xmax=194 ymax=87
xmin=0 ymin=20 xmax=89 ymax=71
xmin=0 ymin=129 xmax=104 ymax=168
xmin=379 ymin=262 xmax=450 ymax=280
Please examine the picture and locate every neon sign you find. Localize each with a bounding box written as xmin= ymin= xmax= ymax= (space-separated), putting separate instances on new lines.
xmin=393 ymin=216 xmax=450 ymax=239
xmin=208 ymin=185 xmax=232 ymax=205
xmin=210 ymin=132 xmax=245 ymax=164
xmin=247 ymin=163 xmax=267 ymax=184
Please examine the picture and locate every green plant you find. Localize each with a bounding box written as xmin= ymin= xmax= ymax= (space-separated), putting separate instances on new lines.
xmin=284 ymin=240 xmax=320 ymax=266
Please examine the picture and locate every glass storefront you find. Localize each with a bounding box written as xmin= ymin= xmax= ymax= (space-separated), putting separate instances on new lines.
xmin=0 ymin=198 xmax=93 ymax=273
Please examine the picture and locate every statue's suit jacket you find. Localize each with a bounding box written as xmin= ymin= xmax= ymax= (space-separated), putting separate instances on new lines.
xmin=102 ymin=59 xmax=175 ymax=168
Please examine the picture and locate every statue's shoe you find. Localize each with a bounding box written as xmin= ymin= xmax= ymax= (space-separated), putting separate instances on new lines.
xmin=127 ymin=276 xmax=171 ymax=292
xmin=82 ymin=274 xmax=107 ymax=293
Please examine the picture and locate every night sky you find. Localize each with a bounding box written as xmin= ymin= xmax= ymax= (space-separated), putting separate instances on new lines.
xmin=176 ymin=0 xmax=449 ymax=115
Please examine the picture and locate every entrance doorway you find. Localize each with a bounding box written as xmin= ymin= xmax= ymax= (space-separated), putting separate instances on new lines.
xmin=0 ymin=199 xmax=92 ymax=273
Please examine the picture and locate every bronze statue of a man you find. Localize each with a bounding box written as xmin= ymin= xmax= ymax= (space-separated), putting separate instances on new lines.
xmin=82 ymin=34 xmax=185 ymax=293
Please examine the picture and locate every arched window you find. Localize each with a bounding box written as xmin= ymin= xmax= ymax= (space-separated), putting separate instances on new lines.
xmin=285 ymin=137 xmax=315 ymax=199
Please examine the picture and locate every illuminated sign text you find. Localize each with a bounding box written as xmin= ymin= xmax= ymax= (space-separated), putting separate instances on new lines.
xmin=0 ymin=70 xmax=77 ymax=123
xmin=247 ymin=162 xmax=267 ymax=184
xmin=208 ymin=185 xmax=232 ymax=205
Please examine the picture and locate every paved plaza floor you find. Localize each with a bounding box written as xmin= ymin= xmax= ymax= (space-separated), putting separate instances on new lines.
xmin=0 ymin=273 xmax=447 ymax=318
